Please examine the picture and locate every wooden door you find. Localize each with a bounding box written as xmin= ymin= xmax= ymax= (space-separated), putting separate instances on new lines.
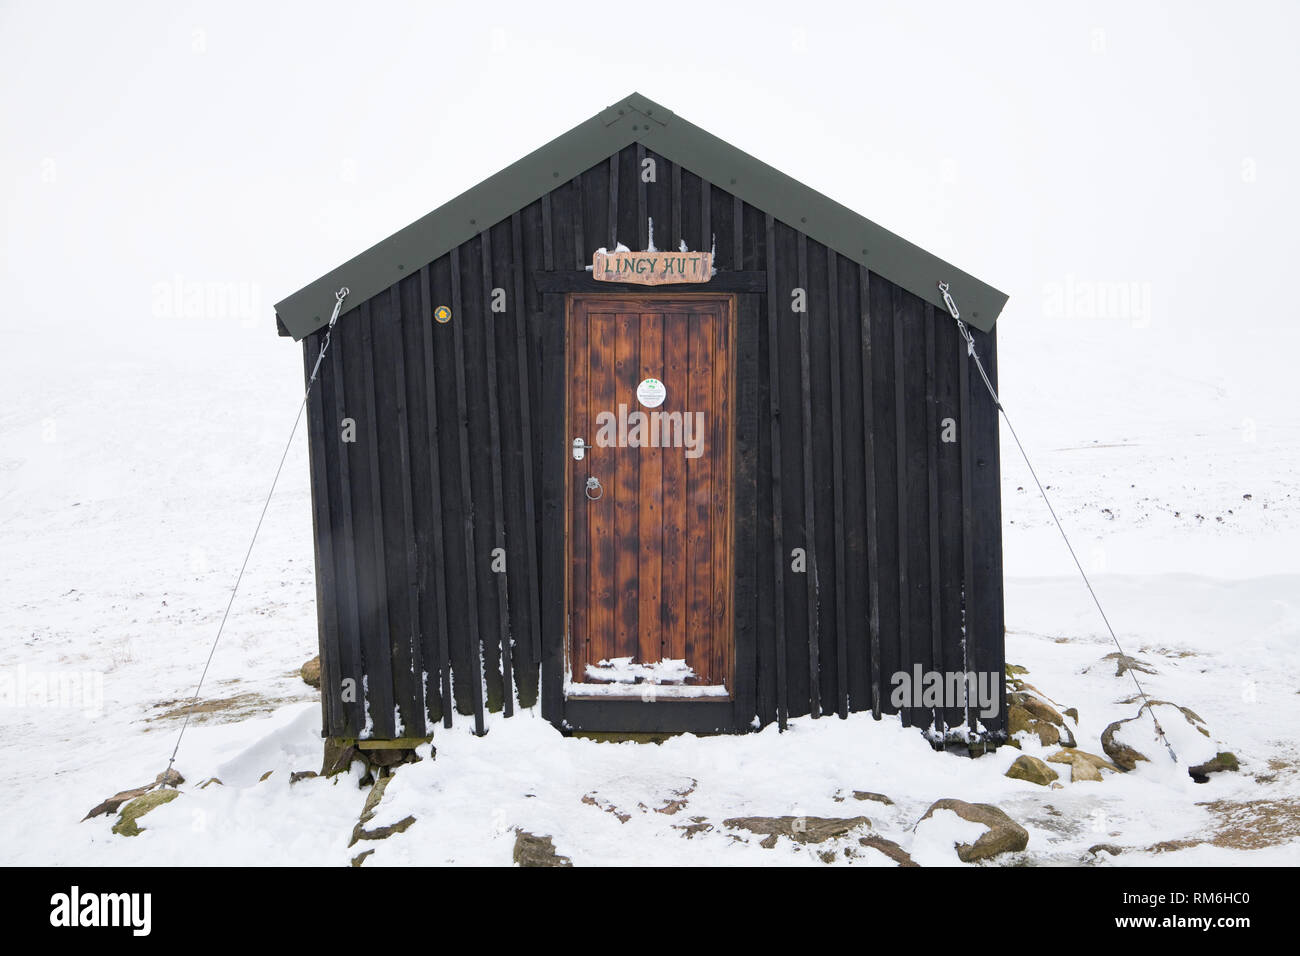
xmin=566 ymin=294 xmax=735 ymax=699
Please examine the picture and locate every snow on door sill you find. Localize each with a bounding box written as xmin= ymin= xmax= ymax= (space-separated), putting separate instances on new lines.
xmin=565 ymin=656 xmax=729 ymax=700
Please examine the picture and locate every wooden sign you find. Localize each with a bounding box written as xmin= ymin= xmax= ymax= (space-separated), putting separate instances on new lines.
xmin=592 ymin=250 xmax=713 ymax=285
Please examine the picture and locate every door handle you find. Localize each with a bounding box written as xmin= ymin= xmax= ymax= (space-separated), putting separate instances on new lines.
xmin=584 ymin=476 xmax=603 ymax=500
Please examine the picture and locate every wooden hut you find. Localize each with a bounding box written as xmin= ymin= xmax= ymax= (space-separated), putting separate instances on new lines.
xmin=275 ymin=93 xmax=1009 ymax=747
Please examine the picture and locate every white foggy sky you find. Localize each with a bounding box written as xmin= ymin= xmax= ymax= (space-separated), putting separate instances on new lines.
xmin=2 ymin=0 xmax=1297 ymax=339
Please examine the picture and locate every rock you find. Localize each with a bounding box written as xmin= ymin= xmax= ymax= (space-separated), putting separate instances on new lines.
xmin=1103 ymin=700 xmax=1216 ymax=771
xmin=1188 ymin=752 xmax=1239 ymax=783
xmin=1005 ymin=755 xmax=1059 ymax=786
xmin=859 ymin=835 xmax=919 ymax=867
xmin=155 ymin=769 xmax=184 ymax=787
xmin=1008 ymin=704 xmax=1061 ymax=746
xmin=300 ymin=655 xmax=321 ymax=688
xmin=350 ymin=849 xmax=374 ymax=867
xmin=723 ymin=816 xmax=871 ymax=847
xmin=513 ymin=830 xmax=572 ymax=867
xmin=673 ymin=818 xmax=713 ymax=839
xmin=112 ymin=789 xmax=181 ymax=837
xmin=1048 ymin=748 xmax=1121 ymax=778
xmin=833 ymin=790 xmax=893 ymax=805
xmin=1064 ymin=707 xmax=1079 ymax=723
xmin=350 ymin=775 xmax=417 ymax=846
xmin=1089 ymin=843 xmax=1124 ymax=857
xmin=289 ymin=770 xmax=318 ymax=785
xmin=83 ymin=784 xmax=153 ymax=822
xmin=258 ymin=770 xmax=274 ymax=782
xmin=1101 ymin=719 xmax=1150 ymax=771
xmin=321 ymin=739 xmax=359 ymax=777
xmin=1005 ymin=664 xmax=1030 ymax=677
xmin=1070 ymin=759 xmax=1103 ymax=782
xmin=198 ymin=777 xmax=223 ymax=789
xmin=919 ymin=799 xmax=1029 ymax=863
xmin=1103 ymin=652 xmax=1157 ymax=677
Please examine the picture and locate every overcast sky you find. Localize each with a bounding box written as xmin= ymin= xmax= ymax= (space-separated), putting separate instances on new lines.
xmin=3 ymin=1 xmax=1297 ymax=342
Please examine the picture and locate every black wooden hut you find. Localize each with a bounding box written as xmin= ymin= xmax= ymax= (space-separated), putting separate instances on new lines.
xmin=275 ymin=93 xmax=1009 ymax=747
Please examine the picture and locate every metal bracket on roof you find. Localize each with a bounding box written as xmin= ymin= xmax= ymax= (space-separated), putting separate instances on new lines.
xmin=601 ymin=97 xmax=672 ymax=128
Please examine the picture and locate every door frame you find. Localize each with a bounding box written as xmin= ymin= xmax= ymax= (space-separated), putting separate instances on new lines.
xmin=562 ymin=292 xmax=738 ymax=704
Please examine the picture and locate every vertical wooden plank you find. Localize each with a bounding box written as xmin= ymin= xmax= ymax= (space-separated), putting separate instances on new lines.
xmin=450 ymin=247 xmax=486 ymax=735
xmin=328 ymin=340 xmax=364 ymax=736
xmin=701 ymin=182 xmax=711 ymax=257
xmin=892 ymin=285 xmax=912 ymax=727
xmin=418 ymin=264 xmax=453 ymax=727
xmin=827 ymin=257 xmax=848 ymax=718
xmin=732 ymin=197 xmax=743 ymax=271
xmin=571 ymin=178 xmax=586 ymax=271
xmin=607 ymin=155 xmax=619 ymax=249
xmin=303 ymin=332 xmax=341 ymax=737
xmin=358 ymin=303 xmax=397 ymax=739
xmin=958 ymin=316 xmax=975 ymax=734
xmin=733 ymin=292 xmax=760 ymax=726
xmin=636 ymin=143 xmax=647 ymax=250
xmin=925 ymin=304 xmax=944 ymax=734
xmin=710 ymin=300 xmax=731 ymax=690
xmin=613 ymin=311 xmax=640 ymax=662
xmin=858 ymin=267 xmax=882 ymax=718
xmin=387 ymin=286 xmax=426 ymax=736
xmin=480 ymin=230 xmax=514 ymax=716
xmin=764 ymin=214 xmax=788 ymax=729
xmin=671 ymin=162 xmax=682 ymax=251
xmin=541 ymin=192 xmax=554 ymax=272
xmin=660 ymin=311 xmax=689 ymax=668
xmin=797 ymin=235 xmax=821 ymax=718
xmin=966 ymin=325 xmax=1007 ymax=738
xmin=587 ymin=310 xmax=617 ymax=671
xmin=511 ymin=214 xmax=543 ymax=672
xmin=936 ymin=312 xmax=966 ymax=733
xmin=637 ymin=312 xmax=663 ymax=666
xmin=540 ymin=292 xmax=566 ymax=724
xmin=686 ymin=310 xmax=714 ymax=682
xmin=568 ymin=300 xmax=591 ymax=685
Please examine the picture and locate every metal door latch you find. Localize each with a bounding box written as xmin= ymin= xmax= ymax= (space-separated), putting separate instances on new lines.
xmin=572 ymin=437 xmax=592 ymax=461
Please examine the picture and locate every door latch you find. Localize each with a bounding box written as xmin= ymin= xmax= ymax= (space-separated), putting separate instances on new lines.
xmin=572 ymin=437 xmax=592 ymax=461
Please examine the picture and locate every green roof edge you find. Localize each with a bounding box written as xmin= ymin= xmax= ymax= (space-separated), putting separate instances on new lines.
xmin=274 ymin=92 xmax=1008 ymax=339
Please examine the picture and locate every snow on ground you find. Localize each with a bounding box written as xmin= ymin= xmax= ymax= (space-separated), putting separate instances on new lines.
xmin=1 ymin=312 xmax=1298 ymax=865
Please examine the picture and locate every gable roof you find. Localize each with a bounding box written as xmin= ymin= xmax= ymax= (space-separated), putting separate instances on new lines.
xmin=275 ymin=92 xmax=1007 ymax=340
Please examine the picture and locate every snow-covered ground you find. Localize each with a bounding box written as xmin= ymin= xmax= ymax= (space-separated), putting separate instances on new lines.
xmin=1 ymin=308 xmax=1296 ymax=866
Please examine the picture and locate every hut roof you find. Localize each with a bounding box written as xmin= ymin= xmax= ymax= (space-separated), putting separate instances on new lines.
xmin=275 ymin=92 xmax=1008 ymax=340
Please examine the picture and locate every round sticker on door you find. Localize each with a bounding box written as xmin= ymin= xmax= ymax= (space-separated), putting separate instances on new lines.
xmin=636 ymin=377 xmax=666 ymax=408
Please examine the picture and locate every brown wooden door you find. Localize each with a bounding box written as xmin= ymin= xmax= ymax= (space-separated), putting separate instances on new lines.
xmin=566 ymin=294 xmax=735 ymax=699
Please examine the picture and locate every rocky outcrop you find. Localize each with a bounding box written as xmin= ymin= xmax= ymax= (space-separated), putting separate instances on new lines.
xmin=724 ymin=815 xmax=871 ymax=848
xmin=919 ymin=799 xmax=1029 ymax=863
xmin=1005 ymin=754 xmax=1059 ymax=786
xmin=112 ymin=788 xmax=181 ymax=837
xmin=513 ymin=831 xmax=573 ymax=866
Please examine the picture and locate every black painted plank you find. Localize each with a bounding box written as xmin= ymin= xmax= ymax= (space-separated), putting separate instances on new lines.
xmin=511 ymin=213 xmax=543 ymax=681
xmin=827 ymin=256 xmax=848 ymax=718
xmin=539 ymin=292 xmax=567 ymax=725
xmin=966 ymin=325 xmax=1007 ymax=737
xmin=418 ymin=263 xmax=454 ymax=728
xmin=925 ymin=304 xmax=944 ymax=734
xmin=936 ymin=309 xmax=966 ymax=733
xmin=764 ymin=214 xmax=788 ymax=729
xmin=869 ymin=273 xmax=901 ymax=719
xmin=797 ymin=234 xmax=821 ymax=718
xmin=891 ymin=285 xmax=912 ymax=727
xmin=384 ymin=284 xmax=426 ymax=737
xmin=449 ymin=247 xmax=486 ymax=735
xmin=958 ymin=318 xmax=975 ymax=733
xmin=480 ymin=229 xmax=515 ymax=717
xmin=859 ymin=266 xmax=882 ymax=718
xmin=303 ymin=332 xmax=341 ymax=737
xmin=327 ymin=337 xmax=364 ymax=736
xmin=733 ymin=291 xmax=760 ymax=728
xmin=357 ymin=302 xmax=397 ymax=739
